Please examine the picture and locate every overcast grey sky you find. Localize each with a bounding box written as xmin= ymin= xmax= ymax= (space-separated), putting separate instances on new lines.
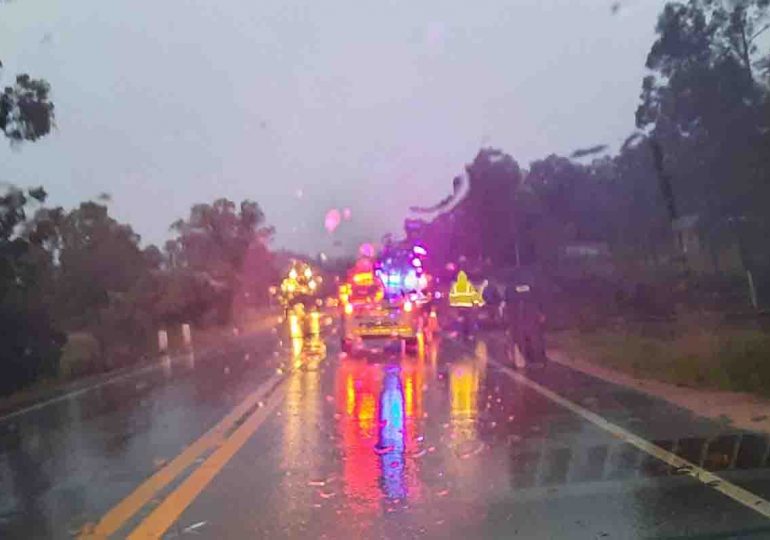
xmin=0 ymin=0 xmax=667 ymax=255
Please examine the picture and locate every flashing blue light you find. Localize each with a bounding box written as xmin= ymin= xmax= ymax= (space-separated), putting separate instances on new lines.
xmin=386 ymin=273 xmax=402 ymax=285
xmin=403 ymin=270 xmax=418 ymax=290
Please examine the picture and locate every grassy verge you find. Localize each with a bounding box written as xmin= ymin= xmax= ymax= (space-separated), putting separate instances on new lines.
xmin=0 ymin=309 xmax=279 ymax=415
xmin=550 ymin=324 xmax=770 ymax=398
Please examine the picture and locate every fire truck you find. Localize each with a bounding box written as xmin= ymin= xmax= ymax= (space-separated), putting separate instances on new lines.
xmin=339 ymin=245 xmax=436 ymax=354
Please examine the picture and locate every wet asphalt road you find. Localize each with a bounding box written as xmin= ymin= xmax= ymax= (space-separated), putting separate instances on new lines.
xmin=2 ymin=314 xmax=770 ymax=539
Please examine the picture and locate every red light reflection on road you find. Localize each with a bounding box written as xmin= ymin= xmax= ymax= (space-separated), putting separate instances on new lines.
xmin=336 ymin=359 xmax=381 ymax=514
xmin=335 ymin=353 xmax=429 ymax=512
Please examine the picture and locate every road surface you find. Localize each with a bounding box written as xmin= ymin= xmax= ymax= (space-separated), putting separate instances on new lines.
xmin=1 ymin=313 xmax=770 ymax=539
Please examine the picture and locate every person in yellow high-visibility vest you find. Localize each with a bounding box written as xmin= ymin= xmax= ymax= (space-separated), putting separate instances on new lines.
xmin=449 ymin=271 xmax=484 ymax=308
xmin=449 ymin=270 xmax=484 ymax=339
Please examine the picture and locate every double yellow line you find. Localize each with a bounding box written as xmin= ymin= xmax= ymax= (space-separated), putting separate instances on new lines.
xmin=80 ymin=373 xmax=287 ymax=539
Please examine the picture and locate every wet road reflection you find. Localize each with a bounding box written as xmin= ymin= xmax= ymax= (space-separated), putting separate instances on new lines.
xmin=248 ymin=319 xmax=770 ymax=538
xmin=4 ymin=312 xmax=770 ymax=539
xmin=334 ymin=354 xmax=429 ymax=513
xmin=0 ymin=325 xmax=282 ymax=539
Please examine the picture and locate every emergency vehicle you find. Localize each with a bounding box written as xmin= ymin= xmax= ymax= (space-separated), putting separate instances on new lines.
xmin=340 ymin=245 xmax=436 ymax=354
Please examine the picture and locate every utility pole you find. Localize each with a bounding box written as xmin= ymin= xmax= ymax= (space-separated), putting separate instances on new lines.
xmin=650 ymin=138 xmax=689 ymax=275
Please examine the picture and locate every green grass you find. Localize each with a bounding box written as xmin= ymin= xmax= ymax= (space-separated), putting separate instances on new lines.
xmin=552 ymin=326 xmax=770 ymax=398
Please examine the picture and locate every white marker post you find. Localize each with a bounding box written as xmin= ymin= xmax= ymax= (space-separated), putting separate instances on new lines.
xmin=158 ymin=329 xmax=169 ymax=354
xmin=181 ymin=323 xmax=192 ymax=349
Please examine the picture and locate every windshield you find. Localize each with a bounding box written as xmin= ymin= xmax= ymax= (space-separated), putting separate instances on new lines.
xmin=2 ymin=1 xmax=770 ymax=538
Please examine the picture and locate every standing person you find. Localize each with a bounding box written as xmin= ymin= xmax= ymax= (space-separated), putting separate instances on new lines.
xmin=504 ymin=271 xmax=547 ymax=367
xmin=481 ymin=280 xmax=503 ymax=326
xmin=449 ymin=270 xmax=484 ymax=340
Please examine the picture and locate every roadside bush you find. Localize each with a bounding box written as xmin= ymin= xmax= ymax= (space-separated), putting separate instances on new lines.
xmin=59 ymin=332 xmax=101 ymax=378
xmin=719 ymin=331 xmax=770 ymax=396
xmin=0 ymin=303 xmax=64 ymax=396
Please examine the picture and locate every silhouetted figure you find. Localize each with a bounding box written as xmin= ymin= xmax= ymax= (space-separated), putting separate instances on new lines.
xmin=504 ymin=271 xmax=546 ymax=366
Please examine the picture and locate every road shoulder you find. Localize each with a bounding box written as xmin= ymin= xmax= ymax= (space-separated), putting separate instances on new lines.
xmin=549 ymin=347 xmax=770 ymax=435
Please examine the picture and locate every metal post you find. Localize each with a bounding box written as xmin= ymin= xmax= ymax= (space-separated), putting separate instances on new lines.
xmin=515 ymin=238 xmax=521 ymax=267
xmin=729 ymin=434 xmax=743 ymax=470
xmin=747 ymin=270 xmax=758 ymax=310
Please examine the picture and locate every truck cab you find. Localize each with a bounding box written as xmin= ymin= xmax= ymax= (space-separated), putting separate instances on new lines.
xmin=341 ymin=255 xmax=424 ymax=352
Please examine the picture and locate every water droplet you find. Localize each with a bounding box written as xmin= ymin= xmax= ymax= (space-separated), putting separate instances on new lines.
xmin=324 ymin=209 xmax=341 ymax=233
xmin=458 ymin=442 xmax=485 ymax=459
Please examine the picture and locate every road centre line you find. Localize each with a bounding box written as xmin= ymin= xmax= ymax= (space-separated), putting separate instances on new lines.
xmin=493 ymin=361 xmax=770 ymax=520
xmin=126 ymin=378 xmax=289 ymax=539
xmin=79 ymin=372 xmax=284 ymax=539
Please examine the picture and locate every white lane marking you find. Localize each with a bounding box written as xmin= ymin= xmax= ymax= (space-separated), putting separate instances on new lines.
xmin=0 ymin=324 xmax=278 ymax=423
xmin=0 ymin=362 xmax=161 ymax=423
xmin=494 ymin=362 xmax=770 ymax=520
